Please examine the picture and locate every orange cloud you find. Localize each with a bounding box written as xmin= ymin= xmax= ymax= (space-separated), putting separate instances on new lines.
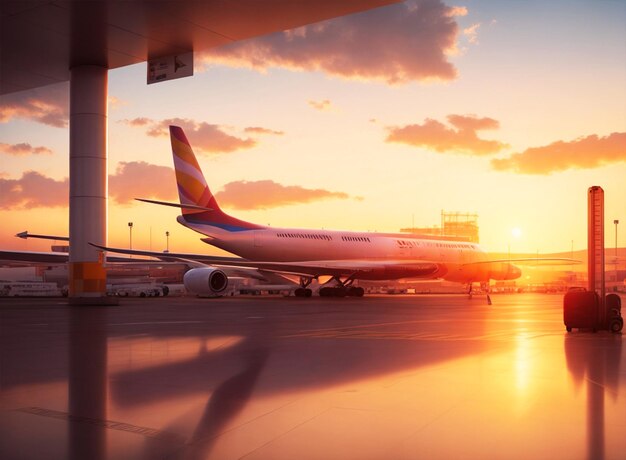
xmin=0 ymin=142 xmax=53 ymax=156
xmin=0 ymin=162 xmax=178 ymax=209
xmin=108 ymin=95 xmax=126 ymax=109
xmin=200 ymin=1 xmax=462 ymax=84
xmin=122 ymin=117 xmax=257 ymax=154
xmin=463 ymin=23 xmax=481 ymax=44
xmin=122 ymin=117 xmax=151 ymax=127
xmin=0 ymin=171 xmax=68 ymax=209
xmin=446 ymin=6 xmax=468 ymax=17
xmin=244 ymin=127 xmax=284 ymax=135
xmin=109 ymin=161 xmax=177 ymax=205
xmin=386 ymin=114 xmax=508 ymax=155
xmin=0 ymin=83 xmax=68 ymax=127
xmin=491 ymin=132 xmax=626 ymax=174
xmin=214 ymin=180 xmax=360 ymax=210
xmin=308 ymin=99 xmax=332 ymax=111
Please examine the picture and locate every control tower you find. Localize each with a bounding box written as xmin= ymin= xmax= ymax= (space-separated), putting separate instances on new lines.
xmin=401 ymin=211 xmax=479 ymax=242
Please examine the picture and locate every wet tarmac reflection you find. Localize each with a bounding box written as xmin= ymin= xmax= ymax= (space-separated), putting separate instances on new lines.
xmin=565 ymin=333 xmax=622 ymax=460
xmin=68 ymin=306 xmax=108 ymax=460
xmin=1 ymin=294 xmax=625 ymax=459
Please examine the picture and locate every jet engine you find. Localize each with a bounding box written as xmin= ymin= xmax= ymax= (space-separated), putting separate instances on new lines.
xmin=490 ymin=262 xmax=522 ymax=281
xmin=183 ymin=267 xmax=229 ymax=297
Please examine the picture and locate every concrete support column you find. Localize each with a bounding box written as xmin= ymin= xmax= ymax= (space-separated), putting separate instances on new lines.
xmin=69 ymin=65 xmax=108 ymax=300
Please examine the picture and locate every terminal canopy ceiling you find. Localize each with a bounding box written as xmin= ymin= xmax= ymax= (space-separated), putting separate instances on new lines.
xmin=1 ymin=0 xmax=397 ymax=95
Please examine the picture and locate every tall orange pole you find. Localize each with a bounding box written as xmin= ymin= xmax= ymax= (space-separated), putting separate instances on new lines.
xmin=588 ymin=186 xmax=605 ymax=327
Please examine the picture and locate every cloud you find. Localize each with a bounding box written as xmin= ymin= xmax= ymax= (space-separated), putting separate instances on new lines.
xmin=463 ymin=23 xmax=481 ymax=44
xmin=1 ymin=167 xmax=362 ymax=211
xmin=491 ymin=132 xmax=626 ymax=174
xmin=386 ymin=114 xmax=508 ymax=155
xmin=200 ymin=1 xmax=463 ymax=84
xmin=244 ymin=127 xmax=284 ymax=136
xmin=121 ymin=117 xmax=257 ymax=154
xmin=122 ymin=117 xmax=152 ymax=127
xmin=109 ymin=161 xmax=178 ymax=205
xmin=308 ymin=99 xmax=332 ymax=111
xmin=0 ymin=162 xmax=178 ymax=209
xmin=0 ymin=83 xmax=68 ymax=127
xmin=0 ymin=142 xmax=53 ymax=156
xmin=214 ymin=180 xmax=360 ymax=210
xmin=108 ymin=95 xmax=126 ymax=109
xmin=446 ymin=6 xmax=468 ymax=17
xmin=0 ymin=171 xmax=68 ymax=209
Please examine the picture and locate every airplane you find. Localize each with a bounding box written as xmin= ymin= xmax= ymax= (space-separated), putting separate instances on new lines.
xmin=93 ymin=125 xmax=578 ymax=299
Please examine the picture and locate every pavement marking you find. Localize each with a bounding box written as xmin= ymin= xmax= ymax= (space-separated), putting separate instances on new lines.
xmin=283 ymin=329 xmax=559 ymax=342
xmin=240 ymin=408 xmax=333 ymax=459
xmin=13 ymin=407 xmax=186 ymax=444
xmin=110 ymin=320 xmax=206 ymax=326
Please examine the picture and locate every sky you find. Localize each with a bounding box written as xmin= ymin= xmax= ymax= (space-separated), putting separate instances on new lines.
xmin=1 ymin=0 xmax=625 ymax=257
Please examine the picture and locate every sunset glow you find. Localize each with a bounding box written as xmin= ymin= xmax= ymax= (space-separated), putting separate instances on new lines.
xmin=1 ymin=1 xmax=625 ymax=257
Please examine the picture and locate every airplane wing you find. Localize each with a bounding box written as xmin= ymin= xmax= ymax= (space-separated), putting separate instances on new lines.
xmin=463 ymin=257 xmax=581 ymax=266
xmin=90 ymin=244 xmax=442 ymax=280
xmin=0 ymin=250 xmax=186 ymax=266
xmin=0 ymin=250 xmax=70 ymax=265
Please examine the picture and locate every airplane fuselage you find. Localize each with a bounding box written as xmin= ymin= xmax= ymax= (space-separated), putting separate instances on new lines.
xmin=180 ymin=217 xmax=520 ymax=284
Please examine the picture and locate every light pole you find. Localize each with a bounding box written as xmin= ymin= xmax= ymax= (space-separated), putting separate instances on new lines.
xmin=165 ymin=231 xmax=170 ymax=253
xmin=128 ymin=222 xmax=133 ymax=249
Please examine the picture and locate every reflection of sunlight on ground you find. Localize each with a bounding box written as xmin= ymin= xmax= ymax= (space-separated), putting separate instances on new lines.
xmin=2 ymin=295 xmax=625 ymax=459
xmin=199 ymin=296 xmax=624 ymax=460
xmin=0 ymin=381 xmax=68 ymax=412
xmin=202 ymin=334 xmax=612 ymax=460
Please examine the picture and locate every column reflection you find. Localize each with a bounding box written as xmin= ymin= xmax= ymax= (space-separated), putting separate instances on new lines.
xmin=564 ymin=334 xmax=622 ymax=460
xmin=68 ymin=306 xmax=108 ymax=460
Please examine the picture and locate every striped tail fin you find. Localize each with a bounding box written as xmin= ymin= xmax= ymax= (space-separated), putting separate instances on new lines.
xmin=170 ymin=126 xmax=261 ymax=231
xmin=170 ymin=125 xmax=216 ymax=215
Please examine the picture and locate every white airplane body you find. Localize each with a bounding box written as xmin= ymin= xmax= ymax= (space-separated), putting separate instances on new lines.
xmin=182 ymin=219 xmax=516 ymax=284
xmin=106 ymin=125 xmax=523 ymax=298
xmin=4 ymin=127 xmax=579 ymax=298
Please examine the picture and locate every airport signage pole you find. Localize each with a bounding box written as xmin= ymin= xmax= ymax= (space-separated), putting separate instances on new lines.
xmin=588 ymin=186 xmax=605 ymax=325
xmin=614 ymin=219 xmax=619 ymax=282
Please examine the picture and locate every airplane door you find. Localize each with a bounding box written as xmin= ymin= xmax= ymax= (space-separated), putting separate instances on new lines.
xmin=254 ymin=230 xmax=263 ymax=247
xmin=395 ymin=240 xmax=413 ymax=259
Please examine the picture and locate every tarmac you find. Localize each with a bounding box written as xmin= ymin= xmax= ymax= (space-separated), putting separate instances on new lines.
xmin=0 ymin=293 xmax=624 ymax=460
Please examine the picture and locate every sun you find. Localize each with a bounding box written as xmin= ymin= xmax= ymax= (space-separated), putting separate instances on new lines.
xmin=512 ymin=227 xmax=522 ymax=238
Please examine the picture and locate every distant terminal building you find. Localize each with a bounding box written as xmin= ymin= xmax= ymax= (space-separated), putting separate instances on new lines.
xmin=400 ymin=211 xmax=479 ymax=243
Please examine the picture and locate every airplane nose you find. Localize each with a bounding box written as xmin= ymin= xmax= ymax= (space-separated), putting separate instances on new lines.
xmin=509 ymin=265 xmax=522 ymax=280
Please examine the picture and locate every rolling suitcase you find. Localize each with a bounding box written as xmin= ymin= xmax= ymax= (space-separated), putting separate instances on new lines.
xmin=606 ymin=293 xmax=623 ymax=333
xmin=563 ymin=289 xmax=599 ymax=332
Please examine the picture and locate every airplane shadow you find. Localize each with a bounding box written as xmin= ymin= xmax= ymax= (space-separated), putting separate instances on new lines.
xmin=106 ymin=300 xmax=494 ymax=458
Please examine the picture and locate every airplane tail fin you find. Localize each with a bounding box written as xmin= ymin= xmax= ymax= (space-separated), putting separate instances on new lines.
xmin=170 ymin=126 xmax=261 ymax=231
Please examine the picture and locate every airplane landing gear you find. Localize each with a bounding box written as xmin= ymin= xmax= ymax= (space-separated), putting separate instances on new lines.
xmin=480 ymin=282 xmax=492 ymax=306
xmin=319 ymin=277 xmax=364 ymax=297
xmin=294 ymin=277 xmax=314 ymax=297
xmin=319 ymin=286 xmax=364 ymax=297
xmin=294 ymin=288 xmax=312 ymax=297
xmin=467 ymin=282 xmax=492 ymax=305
